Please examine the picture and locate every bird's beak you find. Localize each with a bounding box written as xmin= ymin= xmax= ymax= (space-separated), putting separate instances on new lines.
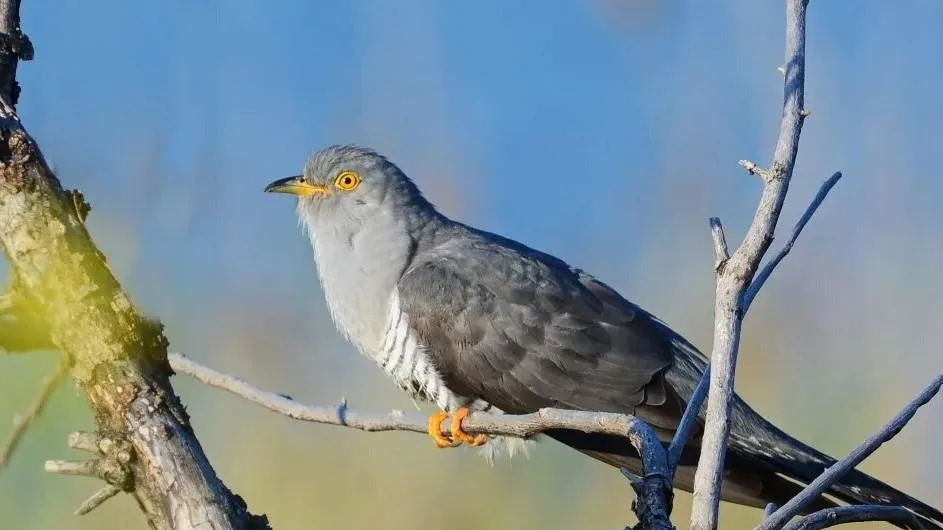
xmin=264 ymin=175 xmax=331 ymax=197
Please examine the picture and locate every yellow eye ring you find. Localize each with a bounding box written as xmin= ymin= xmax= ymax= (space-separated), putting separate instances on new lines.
xmin=334 ymin=170 xmax=361 ymax=192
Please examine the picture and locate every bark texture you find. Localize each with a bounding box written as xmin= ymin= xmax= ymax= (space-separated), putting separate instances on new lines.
xmin=0 ymin=2 xmax=268 ymax=528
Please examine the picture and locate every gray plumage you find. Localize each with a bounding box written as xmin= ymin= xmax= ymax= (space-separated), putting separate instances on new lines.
xmin=266 ymin=145 xmax=941 ymax=528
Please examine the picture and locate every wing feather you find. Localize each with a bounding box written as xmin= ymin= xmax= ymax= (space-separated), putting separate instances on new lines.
xmin=397 ymin=229 xmax=681 ymax=429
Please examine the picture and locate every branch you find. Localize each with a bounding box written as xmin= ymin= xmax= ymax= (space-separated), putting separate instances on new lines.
xmin=170 ymin=352 xmax=658 ymax=440
xmin=0 ymin=356 xmax=68 ymax=468
xmin=758 ymin=375 xmax=943 ymax=530
xmin=623 ymin=423 xmax=675 ymax=530
xmin=0 ymin=1 xmax=267 ymax=527
xmin=173 ymin=354 xmax=683 ymax=527
xmin=743 ymin=171 xmax=842 ymax=312
xmin=710 ymin=219 xmax=729 ymax=272
xmin=779 ymin=505 xmax=925 ymax=530
xmin=691 ymin=1 xmax=812 ymax=529
xmin=171 ymin=351 xmax=679 ymax=529
xmin=0 ymin=0 xmax=32 ymax=106
xmin=667 ymin=368 xmax=709 ymax=473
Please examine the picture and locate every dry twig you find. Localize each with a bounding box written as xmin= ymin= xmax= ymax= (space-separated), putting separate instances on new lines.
xmin=171 ymin=352 xmax=656 ymax=440
xmin=779 ymin=505 xmax=924 ymax=530
xmin=743 ymin=171 xmax=842 ymax=312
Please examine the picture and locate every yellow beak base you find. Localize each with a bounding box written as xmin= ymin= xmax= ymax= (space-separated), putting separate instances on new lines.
xmin=264 ymin=176 xmax=331 ymax=197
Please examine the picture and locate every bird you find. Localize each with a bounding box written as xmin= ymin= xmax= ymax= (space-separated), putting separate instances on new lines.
xmin=265 ymin=144 xmax=942 ymax=528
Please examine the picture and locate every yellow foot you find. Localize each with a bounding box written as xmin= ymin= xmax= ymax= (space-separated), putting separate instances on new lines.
xmin=427 ymin=411 xmax=460 ymax=448
xmin=450 ymin=408 xmax=488 ymax=447
xmin=426 ymin=409 xmax=489 ymax=448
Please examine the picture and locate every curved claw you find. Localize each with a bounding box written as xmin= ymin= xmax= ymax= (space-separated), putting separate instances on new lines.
xmin=450 ymin=408 xmax=488 ymax=447
xmin=427 ymin=411 xmax=460 ymax=448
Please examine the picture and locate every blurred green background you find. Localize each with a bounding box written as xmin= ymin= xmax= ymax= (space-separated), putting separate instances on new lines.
xmin=2 ymin=1 xmax=941 ymax=529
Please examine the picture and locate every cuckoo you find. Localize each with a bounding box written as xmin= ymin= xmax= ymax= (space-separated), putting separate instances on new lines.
xmin=265 ymin=145 xmax=942 ymax=527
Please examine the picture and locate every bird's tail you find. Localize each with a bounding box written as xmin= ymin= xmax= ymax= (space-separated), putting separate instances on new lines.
xmin=665 ymin=339 xmax=941 ymax=528
xmin=728 ymin=410 xmax=943 ymax=530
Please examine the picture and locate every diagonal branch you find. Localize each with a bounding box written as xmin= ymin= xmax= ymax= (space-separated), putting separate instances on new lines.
xmin=757 ymin=374 xmax=943 ymax=530
xmin=667 ymin=368 xmax=709 ymax=474
xmin=779 ymin=505 xmax=925 ymax=530
xmin=743 ymin=171 xmax=842 ymax=312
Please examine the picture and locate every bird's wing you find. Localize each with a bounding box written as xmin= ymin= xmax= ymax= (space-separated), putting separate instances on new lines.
xmin=396 ymin=231 xmax=685 ymax=434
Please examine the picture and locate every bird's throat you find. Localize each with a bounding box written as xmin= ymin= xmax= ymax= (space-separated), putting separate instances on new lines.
xmin=302 ymin=209 xmax=415 ymax=356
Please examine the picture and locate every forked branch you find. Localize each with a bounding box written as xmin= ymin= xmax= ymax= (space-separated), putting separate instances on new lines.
xmin=691 ymin=1 xmax=814 ymax=528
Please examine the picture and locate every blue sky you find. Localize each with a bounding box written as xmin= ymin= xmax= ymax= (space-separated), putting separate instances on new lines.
xmin=18 ymin=2 xmax=943 ymax=304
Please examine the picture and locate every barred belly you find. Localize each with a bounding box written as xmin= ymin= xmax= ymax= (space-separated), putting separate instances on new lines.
xmin=375 ymin=289 xmax=468 ymax=412
xmin=373 ymin=289 xmax=535 ymax=463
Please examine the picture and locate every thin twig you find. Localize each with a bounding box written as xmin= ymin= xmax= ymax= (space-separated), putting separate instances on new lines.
xmin=758 ymin=374 xmax=943 ymax=530
xmin=667 ymin=368 xmax=709 ymax=473
xmin=75 ymin=485 xmax=122 ymax=516
xmin=45 ymin=459 xmax=99 ymax=477
xmin=739 ymin=160 xmax=772 ymax=183
xmin=0 ymin=356 xmax=68 ymax=468
xmin=68 ymin=431 xmax=105 ymax=455
xmin=779 ymin=505 xmax=925 ymax=530
xmin=743 ymin=171 xmax=842 ymax=312
xmin=710 ymin=219 xmax=729 ymax=272
xmin=170 ymin=352 xmax=649 ymax=440
xmin=691 ymin=1 xmax=810 ymax=529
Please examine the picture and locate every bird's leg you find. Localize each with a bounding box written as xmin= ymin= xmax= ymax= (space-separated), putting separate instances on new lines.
xmin=427 ymin=411 xmax=460 ymax=448
xmin=450 ymin=407 xmax=488 ymax=447
xmin=426 ymin=408 xmax=488 ymax=448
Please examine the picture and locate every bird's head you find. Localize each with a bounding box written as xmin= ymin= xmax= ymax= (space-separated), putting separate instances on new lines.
xmin=265 ymin=145 xmax=436 ymax=233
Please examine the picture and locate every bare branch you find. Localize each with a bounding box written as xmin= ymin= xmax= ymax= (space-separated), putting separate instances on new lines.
xmin=780 ymin=505 xmax=925 ymax=530
xmin=743 ymin=171 xmax=842 ymax=312
xmin=172 ymin=351 xmax=683 ymax=529
xmin=667 ymin=368 xmax=709 ymax=473
xmin=170 ymin=352 xmax=662 ymax=440
xmin=758 ymin=375 xmax=943 ymax=530
xmin=68 ymin=431 xmax=105 ymax=455
xmin=710 ymin=219 xmax=729 ymax=272
xmin=45 ymin=459 xmax=100 ymax=477
xmin=739 ymin=160 xmax=772 ymax=183
xmin=75 ymin=485 xmax=122 ymax=516
xmin=0 ymin=357 xmax=68 ymax=468
xmin=691 ymin=1 xmax=811 ymax=528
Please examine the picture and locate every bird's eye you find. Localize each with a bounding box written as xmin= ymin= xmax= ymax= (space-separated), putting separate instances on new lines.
xmin=334 ymin=171 xmax=361 ymax=192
